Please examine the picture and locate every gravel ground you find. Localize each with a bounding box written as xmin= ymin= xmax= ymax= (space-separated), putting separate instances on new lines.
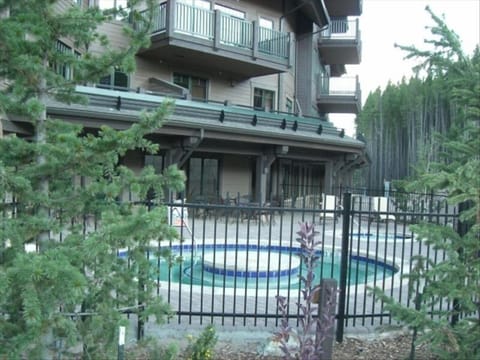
xmin=129 ymin=321 xmax=438 ymax=360
xmin=210 ymin=334 xmax=436 ymax=359
xmin=128 ymin=328 xmax=437 ymax=359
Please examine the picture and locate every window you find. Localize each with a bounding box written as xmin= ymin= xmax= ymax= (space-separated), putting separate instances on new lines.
xmin=99 ymin=67 xmax=129 ymax=89
xmin=145 ymin=155 xmax=164 ymax=174
xmin=187 ymin=157 xmax=219 ymax=200
xmin=259 ymin=17 xmax=273 ymax=29
xmin=280 ymin=161 xmax=323 ymax=200
xmin=54 ymin=41 xmax=81 ymax=80
xmin=254 ymin=88 xmax=275 ymax=111
xmin=214 ymin=4 xmax=245 ymax=19
xmin=98 ymin=0 xmax=128 ymax=19
xmin=173 ymin=73 xmax=208 ymax=100
xmin=54 ymin=41 xmax=72 ymax=80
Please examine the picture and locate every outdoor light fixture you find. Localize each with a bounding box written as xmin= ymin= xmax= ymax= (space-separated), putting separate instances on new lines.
xmin=292 ymin=120 xmax=298 ymax=131
xmin=317 ymin=124 xmax=323 ymax=135
xmin=281 ymin=118 xmax=287 ymax=129
xmin=219 ymin=109 xmax=225 ymax=122
xmin=252 ymin=114 xmax=257 ymax=126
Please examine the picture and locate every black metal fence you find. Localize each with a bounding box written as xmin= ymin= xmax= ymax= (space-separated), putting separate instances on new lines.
xmin=155 ymin=191 xmax=463 ymax=339
xmin=1 ymin=190 xmax=467 ymax=342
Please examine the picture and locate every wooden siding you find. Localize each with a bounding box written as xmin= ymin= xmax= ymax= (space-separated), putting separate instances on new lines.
xmin=90 ymin=21 xmax=130 ymax=55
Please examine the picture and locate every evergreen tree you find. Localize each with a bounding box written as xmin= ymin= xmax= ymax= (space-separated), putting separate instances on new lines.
xmin=372 ymin=7 xmax=480 ymax=359
xmin=0 ymin=0 xmax=185 ymax=358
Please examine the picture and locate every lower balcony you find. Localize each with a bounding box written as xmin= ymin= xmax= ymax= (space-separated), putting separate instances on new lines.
xmin=318 ymin=18 xmax=362 ymax=66
xmin=135 ymin=0 xmax=292 ymax=79
xmin=316 ymin=75 xmax=361 ymax=114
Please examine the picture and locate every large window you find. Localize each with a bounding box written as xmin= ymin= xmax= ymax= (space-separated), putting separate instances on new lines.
xmin=173 ymin=73 xmax=208 ymax=100
xmin=54 ymin=41 xmax=81 ymax=80
xmin=254 ymin=88 xmax=275 ymax=111
xmin=187 ymin=157 xmax=219 ymax=201
xmin=280 ymin=161 xmax=324 ymax=200
xmin=99 ymin=67 xmax=129 ymax=89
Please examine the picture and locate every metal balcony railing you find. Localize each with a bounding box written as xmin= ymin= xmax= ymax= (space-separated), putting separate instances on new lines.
xmin=219 ymin=13 xmax=252 ymax=49
xmin=320 ymin=18 xmax=360 ymax=40
xmin=317 ymin=75 xmax=360 ymax=96
xmin=136 ymin=0 xmax=290 ymax=60
xmin=175 ymin=2 xmax=213 ymax=39
xmin=258 ymin=27 xmax=290 ymax=58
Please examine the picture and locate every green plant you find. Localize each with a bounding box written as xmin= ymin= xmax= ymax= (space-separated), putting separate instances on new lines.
xmin=0 ymin=1 xmax=185 ymax=358
xmin=184 ymin=324 xmax=218 ymax=360
xmin=147 ymin=341 xmax=180 ymax=360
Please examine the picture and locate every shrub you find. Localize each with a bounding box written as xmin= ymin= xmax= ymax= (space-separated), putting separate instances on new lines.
xmin=184 ymin=324 xmax=218 ymax=360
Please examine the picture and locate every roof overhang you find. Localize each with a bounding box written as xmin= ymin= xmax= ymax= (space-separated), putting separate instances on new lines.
xmin=2 ymin=86 xmax=366 ymax=162
xmin=44 ymin=101 xmax=365 ymax=155
xmin=37 ymin=86 xmax=366 ymax=157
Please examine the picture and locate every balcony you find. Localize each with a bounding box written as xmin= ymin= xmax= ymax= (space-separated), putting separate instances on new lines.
xmin=318 ymin=18 xmax=361 ymax=67
xmin=324 ymin=0 xmax=362 ymax=17
xmin=135 ymin=1 xmax=292 ymax=79
xmin=316 ymin=75 xmax=361 ymax=114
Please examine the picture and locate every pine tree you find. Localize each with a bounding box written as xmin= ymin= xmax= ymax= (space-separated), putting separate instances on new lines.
xmin=372 ymin=7 xmax=480 ymax=359
xmin=0 ymin=1 xmax=185 ymax=358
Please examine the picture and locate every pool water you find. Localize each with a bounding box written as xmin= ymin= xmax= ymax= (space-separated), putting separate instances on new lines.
xmin=147 ymin=244 xmax=397 ymax=290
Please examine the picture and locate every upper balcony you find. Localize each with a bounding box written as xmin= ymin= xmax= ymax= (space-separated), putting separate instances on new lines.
xmin=318 ymin=18 xmax=361 ymax=68
xmin=316 ymin=75 xmax=361 ymax=114
xmin=324 ymin=0 xmax=362 ymax=17
xmin=135 ymin=0 xmax=292 ymax=80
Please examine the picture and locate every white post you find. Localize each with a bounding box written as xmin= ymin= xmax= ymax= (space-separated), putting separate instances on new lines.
xmin=118 ymin=326 xmax=126 ymax=360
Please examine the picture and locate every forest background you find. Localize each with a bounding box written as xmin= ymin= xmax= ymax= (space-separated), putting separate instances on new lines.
xmin=354 ymin=7 xmax=480 ymax=191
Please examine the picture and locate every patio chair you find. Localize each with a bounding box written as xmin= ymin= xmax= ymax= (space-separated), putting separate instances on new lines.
xmin=371 ymin=196 xmax=396 ymax=222
xmin=319 ymin=194 xmax=340 ymax=223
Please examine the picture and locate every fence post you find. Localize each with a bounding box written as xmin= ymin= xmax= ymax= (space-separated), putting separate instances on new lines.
xmin=451 ymin=201 xmax=470 ymax=326
xmin=336 ymin=192 xmax=351 ymax=343
xmin=118 ymin=326 xmax=125 ymax=360
xmin=137 ymin=200 xmax=153 ymax=341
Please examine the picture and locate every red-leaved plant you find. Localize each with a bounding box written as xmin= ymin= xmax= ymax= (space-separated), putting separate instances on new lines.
xmin=276 ymin=222 xmax=337 ymax=360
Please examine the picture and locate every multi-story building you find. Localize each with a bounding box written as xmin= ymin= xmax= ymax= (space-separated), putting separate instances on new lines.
xmin=2 ymin=0 xmax=366 ymax=205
